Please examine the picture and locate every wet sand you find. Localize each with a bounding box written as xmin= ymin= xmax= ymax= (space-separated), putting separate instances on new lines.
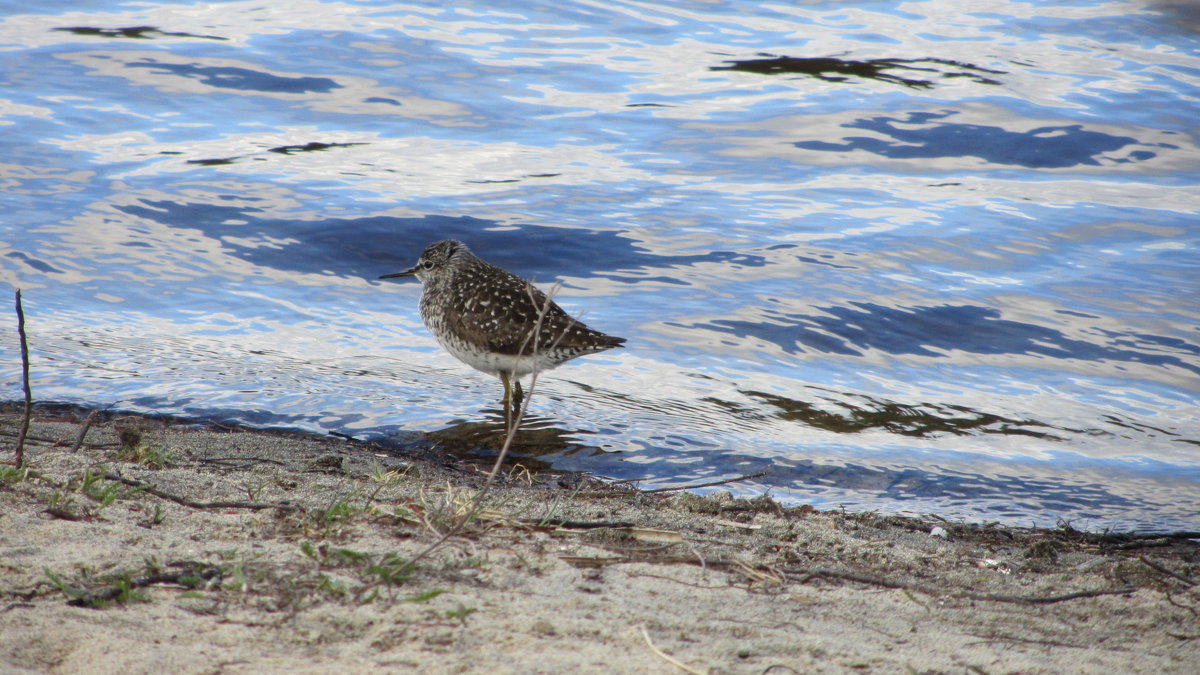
xmin=1 ymin=408 xmax=1197 ymax=674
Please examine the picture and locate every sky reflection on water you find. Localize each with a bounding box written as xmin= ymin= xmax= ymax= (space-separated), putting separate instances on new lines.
xmin=1 ymin=0 xmax=1198 ymax=531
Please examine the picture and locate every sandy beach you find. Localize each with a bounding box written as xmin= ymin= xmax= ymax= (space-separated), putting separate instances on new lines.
xmin=1 ymin=406 xmax=1197 ymax=674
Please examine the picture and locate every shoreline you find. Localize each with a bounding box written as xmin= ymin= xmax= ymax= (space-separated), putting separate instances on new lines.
xmin=2 ymin=405 xmax=1197 ymax=673
xmin=7 ymin=401 xmax=1195 ymax=535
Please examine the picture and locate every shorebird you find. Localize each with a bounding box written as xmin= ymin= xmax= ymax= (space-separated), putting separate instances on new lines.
xmin=379 ymin=239 xmax=625 ymax=415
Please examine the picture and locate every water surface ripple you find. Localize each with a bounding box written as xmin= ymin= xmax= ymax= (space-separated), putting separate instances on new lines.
xmin=2 ymin=0 xmax=1198 ymax=531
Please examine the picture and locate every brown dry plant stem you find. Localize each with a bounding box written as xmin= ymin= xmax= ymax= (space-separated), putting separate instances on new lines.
xmin=67 ymin=563 xmax=223 ymax=608
xmin=402 ymin=282 xmax=578 ymax=582
xmin=14 ymin=289 xmax=32 ymax=466
xmin=1138 ymin=554 xmax=1198 ymax=587
xmin=775 ymin=566 xmax=1136 ymax=605
xmin=488 ymin=281 xmax=571 ymax=482
xmin=101 ymin=473 xmax=303 ymax=512
xmin=378 ymin=281 xmax=594 ymax=581
xmin=642 ymin=471 xmax=770 ymax=494
xmin=640 ymin=625 xmax=707 ymax=675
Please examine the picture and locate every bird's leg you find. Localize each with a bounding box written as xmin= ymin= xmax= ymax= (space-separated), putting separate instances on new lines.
xmin=500 ymin=371 xmax=513 ymax=420
xmin=512 ymin=378 xmax=524 ymax=412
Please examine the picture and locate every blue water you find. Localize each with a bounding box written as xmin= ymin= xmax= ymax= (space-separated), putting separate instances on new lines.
xmin=2 ymin=0 xmax=1198 ymax=531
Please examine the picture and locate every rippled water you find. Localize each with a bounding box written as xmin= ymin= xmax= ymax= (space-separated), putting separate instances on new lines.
xmin=2 ymin=0 xmax=1198 ymax=531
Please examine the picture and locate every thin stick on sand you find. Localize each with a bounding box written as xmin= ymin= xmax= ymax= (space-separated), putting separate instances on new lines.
xmin=379 ymin=283 xmax=582 ymax=581
xmin=14 ymin=289 xmax=32 ymax=467
xmin=487 ymin=281 xmax=577 ymax=481
xmin=640 ymin=625 xmax=707 ymax=675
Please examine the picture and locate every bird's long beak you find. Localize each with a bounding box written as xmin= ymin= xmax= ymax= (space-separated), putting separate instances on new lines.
xmin=379 ymin=265 xmax=419 ymax=280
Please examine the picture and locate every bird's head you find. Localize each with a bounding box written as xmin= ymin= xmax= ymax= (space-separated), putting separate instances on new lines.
xmin=379 ymin=239 xmax=468 ymax=283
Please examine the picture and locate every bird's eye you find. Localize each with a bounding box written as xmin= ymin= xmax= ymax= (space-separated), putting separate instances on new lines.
xmin=422 ymin=260 xmax=434 ymax=269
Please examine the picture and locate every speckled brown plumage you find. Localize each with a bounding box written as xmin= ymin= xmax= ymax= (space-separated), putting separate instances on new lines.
xmin=379 ymin=240 xmax=624 ymax=407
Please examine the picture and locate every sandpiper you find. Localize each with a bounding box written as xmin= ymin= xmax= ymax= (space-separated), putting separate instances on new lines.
xmin=379 ymin=239 xmax=625 ymax=414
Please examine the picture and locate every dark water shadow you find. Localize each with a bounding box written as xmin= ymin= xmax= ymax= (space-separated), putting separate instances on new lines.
xmin=533 ymin=416 xmax=1161 ymax=518
xmin=711 ymin=53 xmax=1005 ymax=88
xmin=764 ymin=457 xmax=1145 ymax=514
xmin=126 ymin=59 xmax=340 ymax=93
xmin=1149 ymin=0 xmax=1200 ymax=32
xmin=420 ymin=412 xmax=611 ymax=471
xmin=793 ymin=110 xmax=1162 ymax=167
xmin=687 ymin=302 xmax=1200 ymax=375
xmin=707 ymin=388 xmax=1076 ymax=440
xmin=53 ymin=26 xmax=228 ymax=41
xmin=114 ymin=201 xmax=766 ymax=281
xmin=187 ymin=142 xmax=369 ymax=166
xmin=6 ymin=251 xmax=63 ymax=274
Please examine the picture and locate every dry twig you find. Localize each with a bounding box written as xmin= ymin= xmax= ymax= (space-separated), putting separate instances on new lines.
xmin=779 ymin=566 xmax=1137 ymax=605
xmin=517 ymin=518 xmax=636 ymax=529
xmin=642 ymin=471 xmax=770 ymax=494
xmin=68 ymin=410 xmax=100 ymax=452
xmin=14 ymin=289 xmax=32 ymax=466
xmin=101 ymin=473 xmax=302 ymax=511
xmin=640 ymin=625 xmax=707 ymax=675
xmin=66 ymin=563 xmax=223 ymax=608
xmin=488 ymin=281 xmax=569 ymax=480
xmin=566 ymin=554 xmax=1140 ymax=607
xmin=578 ymin=471 xmax=770 ymax=498
xmin=1139 ymin=555 xmax=1198 ymax=587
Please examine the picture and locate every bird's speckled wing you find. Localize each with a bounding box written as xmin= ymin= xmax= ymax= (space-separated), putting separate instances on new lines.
xmin=433 ymin=261 xmax=624 ymax=358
